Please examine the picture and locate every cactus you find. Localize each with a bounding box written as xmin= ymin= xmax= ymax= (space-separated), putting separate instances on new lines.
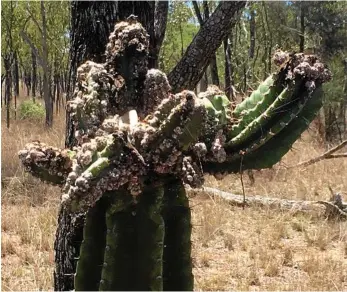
xmin=18 ymin=18 xmax=331 ymax=291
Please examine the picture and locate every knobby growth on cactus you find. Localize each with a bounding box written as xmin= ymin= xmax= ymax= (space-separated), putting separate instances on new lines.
xmin=18 ymin=17 xmax=331 ymax=291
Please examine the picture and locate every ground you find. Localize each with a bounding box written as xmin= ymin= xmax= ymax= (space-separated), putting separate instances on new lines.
xmin=1 ymin=97 xmax=347 ymax=291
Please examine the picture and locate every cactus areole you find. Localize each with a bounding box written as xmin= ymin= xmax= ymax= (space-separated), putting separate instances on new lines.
xmin=18 ymin=18 xmax=331 ymax=291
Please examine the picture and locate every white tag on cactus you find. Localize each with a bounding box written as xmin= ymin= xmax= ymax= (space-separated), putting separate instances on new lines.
xmin=119 ymin=109 xmax=138 ymax=129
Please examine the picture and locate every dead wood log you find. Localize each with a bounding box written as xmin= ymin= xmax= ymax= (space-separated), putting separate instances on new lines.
xmin=188 ymin=186 xmax=347 ymax=219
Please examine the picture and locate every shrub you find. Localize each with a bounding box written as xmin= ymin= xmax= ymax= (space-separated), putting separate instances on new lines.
xmin=18 ymin=100 xmax=45 ymax=120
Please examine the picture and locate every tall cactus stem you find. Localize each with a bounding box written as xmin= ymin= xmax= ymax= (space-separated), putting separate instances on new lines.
xmin=162 ymin=180 xmax=194 ymax=291
xmin=135 ymin=186 xmax=165 ymax=290
xmin=99 ymin=193 xmax=136 ymax=291
xmin=74 ymin=198 xmax=107 ymax=291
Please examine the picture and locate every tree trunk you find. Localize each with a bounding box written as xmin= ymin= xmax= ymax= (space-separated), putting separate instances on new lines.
xmin=192 ymin=0 xmax=220 ymax=87
xmin=203 ymin=1 xmax=219 ymax=86
xmin=55 ymin=73 xmax=60 ymax=115
xmin=249 ymin=8 xmax=256 ymax=59
xmin=39 ymin=74 xmax=43 ymax=98
xmin=1 ymin=74 xmax=5 ymax=107
xmin=4 ymin=54 xmax=12 ymax=129
xmin=153 ymin=1 xmax=169 ymax=68
xmin=13 ymin=52 xmax=19 ymax=97
xmin=39 ymin=1 xmax=53 ymax=127
xmin=32 ymin=50 xmax=37 ymax=99
xmin=299 ymin=2 xmax=306 ymax=52
xmin=24 ymin=70 xmax=31 ymax=97
xmin=168 ymin=1 xmax=246 ymax=93
xmin=13 ymin=52 xmax=19 ymax=120
xmin=224 ymin=36 xmax=235 ymax=100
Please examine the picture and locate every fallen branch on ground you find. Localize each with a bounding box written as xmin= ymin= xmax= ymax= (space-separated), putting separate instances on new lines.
xmin=188 ymin=186 xmax=347 ymax=219
xmin=289 ymin=139 xmax=347 ymax=168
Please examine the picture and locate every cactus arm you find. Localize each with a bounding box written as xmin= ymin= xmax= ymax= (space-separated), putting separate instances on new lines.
xmin=228 ymin=75 xmax=284 ymax=139
xmin=178 ymin=105 xmax=206 ymax=151
xmin=240 ymin=85 xmax=324 ymax=169
xmin=232 ymin=75 xmax=275 ymax=118
xmin=145 ymin=95 xmax=182 ymax=127
xmin=226 ymin=80 xmax=303 ymax=150
xmin=162 ymin=180 xmax=194 ymax=291
xmin=146 ymin=91 xmax=206 ymax=159
xmin=234 ymin=83 xmax=321 ymax=157
xmin=18 ymin=143 xmax=73 ymax=185
xmin=135 ymin=186 xmax=165 ymax=291
xmin=203 ymin=86 xmax=324 ymax=173
xmin=74 ymin=199 xmax=107 ymax=291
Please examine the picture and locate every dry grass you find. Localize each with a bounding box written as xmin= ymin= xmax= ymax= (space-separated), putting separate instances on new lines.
xmin=1 ymin=96 xmax=347 ymax=291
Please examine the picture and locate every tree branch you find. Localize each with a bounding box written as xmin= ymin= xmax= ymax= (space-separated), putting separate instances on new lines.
xmin=290 ymin=140 xmax=347 ymax=168
xmin=20 ymin=30 xmax=44 ymax=67
xmin=26 ymin=2 xmax=44 ymax=37
xmin=192 ymin=1 xmax=204 ymax=25
xmin=168 ymin=1 xmax=246 ymax=93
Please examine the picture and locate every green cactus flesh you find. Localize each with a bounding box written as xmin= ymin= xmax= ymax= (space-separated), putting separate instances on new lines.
xmin=203 ymin=85 xmax=324 ymax=173
xmin=228 ymin=74 xmax=284 ymax=139
xmin=98 ymin=193 xmax=136 ymax=291
xmin=234 ymin=82 xmax=320 ymax=156
xmin=232 ymin=75 xmax=275 ymax=118
xmin=226 ymin=80 xmax=300 ymax=150
xmin=74 ymin=199 xmax=107 ymax=291
xmin=73 ymin=183 xmax=193 ymax=291
xmin=148 ymin=92 xmax=206 ymax=152
xmin=134 ymin=186 xmax=165 ymax=291
xmin=162 ymin=180 xmax=194 ymax=291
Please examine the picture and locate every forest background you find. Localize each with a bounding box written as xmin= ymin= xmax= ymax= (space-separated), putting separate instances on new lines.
xmin=1 ymin=1 xmax=347 ymax=291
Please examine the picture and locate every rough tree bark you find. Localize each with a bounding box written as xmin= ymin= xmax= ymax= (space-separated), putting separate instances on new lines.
xmin=203 ymin=1 xmax=219 ymax=86
xmin=168 ymin=1 xmax=246 ymax=93
xmin=4 ymin=53 xmax=12 ymax=129
xmin=249 ymin=8 xmax=255 ymax=59
xmin=40 ymin=1 xmax=53 ymax=127
xmin=192 ymin=0 xmax=220 ymax=87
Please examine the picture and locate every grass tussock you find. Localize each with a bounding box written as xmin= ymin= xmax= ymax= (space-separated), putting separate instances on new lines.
xmin=1 ymin=96 xmax=347 ymax=291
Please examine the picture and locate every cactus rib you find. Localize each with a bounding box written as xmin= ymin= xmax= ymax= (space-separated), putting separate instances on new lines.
xmin=99 ymin=192 xmax=136 ymax=291
xmin=135 ymin=186 xmax=165 ymax=291
xmin=162 ymin=180 xmax=194 ymax=291
xmin=74 ymin=199 xmax=107 ymax=291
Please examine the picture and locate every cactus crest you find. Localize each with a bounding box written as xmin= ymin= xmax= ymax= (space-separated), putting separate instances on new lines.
xmin=18 ymin=18 xmax=331 ymax=291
